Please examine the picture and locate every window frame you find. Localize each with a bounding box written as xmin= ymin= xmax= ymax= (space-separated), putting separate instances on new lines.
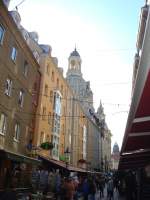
xmin=0 ymin=113 xmax=7 ymax=136
xmin=11 ymin=46 xmax=17 ymax=62
xmin=5 ymin=78 xmax=12 ymax=97
xmin=46 ymin=64 xmax=50 ymax=75
xmin=23 ymin=61 xmax=28 ymax=77
xmin=48 ymin=112 xmax=51 ymax=125
xmin=0 ymin=24 xmax=5 ymax=45
xmin=44 ymin=84 xmax=48 ymax=96
xmin=33 ymin=50 xmax=40 ymax=63
xmin=42 ymin=107 xmax=46 ymax=120
xmin=40 ymin=131 xmax=45 ymax=144
xmin=51 ymin=71 xmax=54 ymax=82
xmin=18 ymin=89 xmax=25 ymax=107
xmin=50 ymin=91 xmax=53 ymax=102
xmin=14 ymin=122 xmax=20 ymax=142
xmin=52 ymin=113 xmax=60 ymax=134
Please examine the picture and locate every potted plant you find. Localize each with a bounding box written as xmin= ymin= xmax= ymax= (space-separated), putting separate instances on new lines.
xmin=40 ymin=142 xmax=54 ymax=150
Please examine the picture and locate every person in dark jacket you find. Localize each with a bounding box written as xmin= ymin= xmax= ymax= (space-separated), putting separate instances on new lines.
xmin=82 ymin=178 xmax=90 ymax=200
xmin=88 ymin=178 xmax=96 ymax=200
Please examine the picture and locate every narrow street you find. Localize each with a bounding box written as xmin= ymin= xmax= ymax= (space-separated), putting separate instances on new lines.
xmin=1 ymin=1 xmax=150 ymax=200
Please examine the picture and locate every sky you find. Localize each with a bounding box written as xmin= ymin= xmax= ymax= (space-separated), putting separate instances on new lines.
xmin=9 ymin=0 xmax=144 ymax=150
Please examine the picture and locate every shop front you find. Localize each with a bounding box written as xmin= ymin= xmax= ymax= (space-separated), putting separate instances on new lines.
xmin=0 ymin=149 xmax=41 ymax=189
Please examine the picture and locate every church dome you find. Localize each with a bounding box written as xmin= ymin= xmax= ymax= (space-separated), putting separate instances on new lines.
xmin=70 ymin=48 xmax=80 ymax=57
xmin=113 ymin=142 xmax=119 ymax=153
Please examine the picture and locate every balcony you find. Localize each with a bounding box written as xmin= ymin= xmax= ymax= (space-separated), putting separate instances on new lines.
xmin=136 ymin=5 xmax=149 ymax=50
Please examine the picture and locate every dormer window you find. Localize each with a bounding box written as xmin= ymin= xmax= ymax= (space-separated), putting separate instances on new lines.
xmin=33 ymin=50 xmax=40 ymax=63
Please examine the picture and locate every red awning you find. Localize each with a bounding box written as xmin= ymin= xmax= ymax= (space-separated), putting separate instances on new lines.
xmin=119 ymin=64 xmax=150 ymax=169
xmin=119 ymin=149 xmax=150 ymax=170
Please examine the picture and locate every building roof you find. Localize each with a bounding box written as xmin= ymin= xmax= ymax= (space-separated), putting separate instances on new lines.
xmin=70 ymin=48 xmax=80 ymax=57
xmin=113 ymin=142 xmax=119 ymax=153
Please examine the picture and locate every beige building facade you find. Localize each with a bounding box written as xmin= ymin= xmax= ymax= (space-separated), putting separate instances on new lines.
xmin=0 ymin=1 xmax=41 ymax=157
xmin=0 ymin=1 xmax=41 ymax=188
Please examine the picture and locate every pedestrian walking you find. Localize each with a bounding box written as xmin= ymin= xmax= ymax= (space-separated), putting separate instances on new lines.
xmin=125 ymin=170 xmax=137 ymax=200
xmin=39 ymin=168 xmax=49 ymax=194
xmin=107 ymin=178 xmax=114 ymax=200
xmin=99 ymin=178 xmax=104 ymax=198
xmin=88 ymin=178 xmax=96 ymax=200
xmin=82 ymin=178 xmax=90 ymax=200
xmin=31 ymin=167 xmax=40 ymax=192
xmin=63 ymin=177 xmax=75 ymax=200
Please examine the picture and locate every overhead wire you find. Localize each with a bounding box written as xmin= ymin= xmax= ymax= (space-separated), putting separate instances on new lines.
xmin=0 ymin=84 xmax=130 ymax=106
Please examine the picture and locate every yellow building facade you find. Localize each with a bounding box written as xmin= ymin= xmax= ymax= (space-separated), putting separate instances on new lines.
xmin=27 ymin=37 xmax=86 ymax=166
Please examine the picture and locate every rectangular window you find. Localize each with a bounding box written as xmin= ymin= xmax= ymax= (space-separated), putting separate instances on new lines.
xmin=51 ymin=71 xmax=54 ymax=82
xmin=0 ymin=113 xmax=7 ymax=135
xmin=53 ymin=91 xmax=61 ymax=115
xmin=46 ymin=64 xmax=50 ymax=75
xmin=42 ymin=107 xmax=46 ymax=120
xmin=14 ymin=123 xmax=20 ymax=141
xmin=50 ymin=91 xmax=53 ymax=102
xmin=40 ymin=131 xmax=45 ymax=144
xmin=44 ymin=85 xmax=48 ymax=96
xmin=11 ymin=47 xmax=17 ymax=62
xmin=5 ymin=78 xmax=12 ymax=96
xmin=0 ymin=24 xmax=5 ymax=44
xmin=23 ymin=61 xmax=28 ymax=77
xmin=18 ymin=89 xmax=24 ymax=107
xmin=48 ymin=112 xmax=51 ymax=124
xmin=52 ymin=114 xmax=60 ymax=134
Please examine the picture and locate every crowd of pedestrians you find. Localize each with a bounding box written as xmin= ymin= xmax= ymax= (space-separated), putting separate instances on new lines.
xmin=0 ymin=166 xmax=139 ymax=200
xmin=30 ymin=167 xmax=120 ymax=200
xmin=31 ymin=167 xmax=107 ymax=200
